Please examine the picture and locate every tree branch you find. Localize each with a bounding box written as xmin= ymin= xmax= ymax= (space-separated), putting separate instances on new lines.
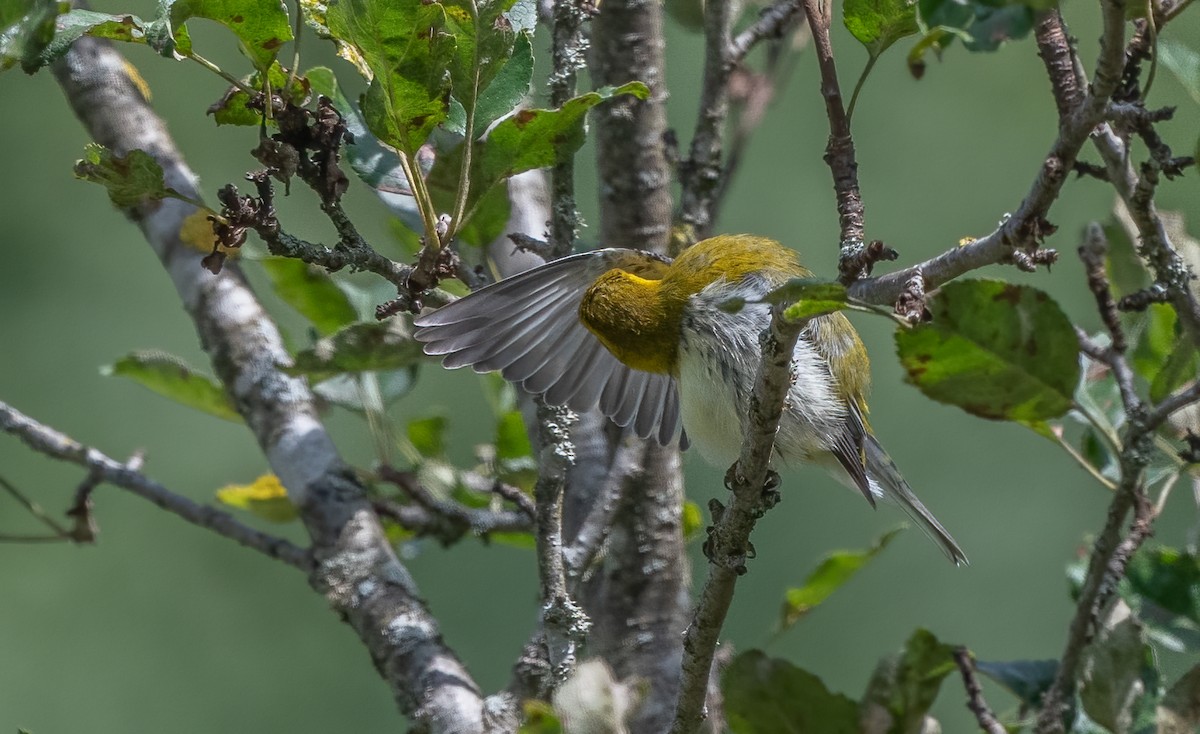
xmin=51 ymin=35 xmax=495 ymax=732
xmin=548 ymin=0 xmax=593 ymax=257
xmin=678 ymin=0 xmax=737 ymax=237
xmin=0 ymin=401 xmax=311 ymax=569
xmin=585 ymin=0 xmax=690 ymax=728
xmin=801 ymin=0 xmax=868 ymax=280
xmin=847 ymin=0 xmax=1130 ymax=307
xmin=953 ymin=647 xmax=1007 ymax=734
xmin=672 ymin=307 xmax=804 ymax=733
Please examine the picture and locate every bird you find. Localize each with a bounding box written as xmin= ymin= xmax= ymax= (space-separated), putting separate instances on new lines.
xmin=412 ymin=234 xmax=967 ymax=564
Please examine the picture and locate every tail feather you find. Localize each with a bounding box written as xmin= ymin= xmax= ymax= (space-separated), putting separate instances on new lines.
xmin=864 ymin=438 xmax=968 ymax=566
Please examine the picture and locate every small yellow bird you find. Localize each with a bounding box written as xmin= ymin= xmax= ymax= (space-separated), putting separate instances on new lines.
xmin=413 ymin=235 xmax=966 ymax=564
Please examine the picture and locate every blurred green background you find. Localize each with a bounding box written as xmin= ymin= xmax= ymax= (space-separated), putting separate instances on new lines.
xmin=2 ymin=3 xmax=1199 ymax=732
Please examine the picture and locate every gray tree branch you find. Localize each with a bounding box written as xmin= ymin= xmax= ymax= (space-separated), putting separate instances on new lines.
xmin=0 ymin=401 xmax=311 ymax=569
xmin=50 ymin=35 xmax=499 ymax=733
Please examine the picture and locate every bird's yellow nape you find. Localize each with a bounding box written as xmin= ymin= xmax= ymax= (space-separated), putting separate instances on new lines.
xmin=579 ymin=269 xmax=681 ymax=375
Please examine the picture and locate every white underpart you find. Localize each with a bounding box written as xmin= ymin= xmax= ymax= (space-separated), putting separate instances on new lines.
xmin=676 ymin=276 xmax=847 ymax=468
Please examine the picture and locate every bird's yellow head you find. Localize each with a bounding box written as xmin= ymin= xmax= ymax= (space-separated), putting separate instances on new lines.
xmin=577 ymin=235 xmax=811 ymax=376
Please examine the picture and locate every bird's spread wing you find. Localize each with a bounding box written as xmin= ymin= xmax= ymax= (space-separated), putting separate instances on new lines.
xmin=413 ymin=249 xmax=682 ymax=446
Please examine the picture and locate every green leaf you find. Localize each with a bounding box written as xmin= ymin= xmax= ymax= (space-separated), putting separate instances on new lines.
xmin=215 ymin=473 xmax=298 ymax=522
xmin=682 ymin=500 xmax=703 ymax=541
xmin=260 ymin=257 xmax=358 ymax=335
xmin=286 ymin=320 xmax=425 ymax=381
xmin=960 ymin=5 xmax=1033 ymax=52
xmin=473 ymin=30 xmax=533 ymax=131
xmin=1133 ymin=303 xmax=1178 ymax=385
xmin=102 ymin=350 xmax=242 ymax=422
xmin=723 ymin=650 xmax=860 ymax=734
xmin=1104 ymin=213 xmax=1146 ymax=299
xmin=844 ymin=0 xmax=918 ymax=59
xmin=74 ymin=143 xmax=199 ymax=209
xmin=35 ymin=9 xmax=146 ymax=68
xmin=1 ymin=0 xmax=65 ymax=73
xmin=768 ymin=277 xmax=851 ymax=321
xmin=975 ymin=658 xmax=1058 ymax=709
xmin=495 ymin=410 xmax=533 ymax=461
xmin=517 ymin=700 xmax=563 ymax=734
xmin=168 ymin=0 xmax=292 ymax=70
xmin=1158 ymin=665 xmax=1200 ymax=734
xmin=438 ymin=0 xmax=523 ymax=134
xmin=1150 ymin=345 xmax=1198 ymax=404
xmin=427 ymin=83 xmax=649 ymax=242
xmin=208 ymin=61 xmax=310 ymax=126
xmin=860 ymin=628 xmax=957 ymax=734
xmin=1079 ymin=599 xmax=1158 ymax=734
xmin=408 ymin=415 xmax=448 ymax=457
xmin=1125 ymin=546 xmax=1200 ymax=626
xmin=1159 ymin=40 xmax=1200 ymax=106
xmin=895 ymin=279 xmax=1080 ymax=425
xmin=312 ymin=368 xmax=418 ymax=412
xmin=779 ymin=526 xmax=902 ymax=632
xmin=327 ymin=0 xmax=454 ymax=154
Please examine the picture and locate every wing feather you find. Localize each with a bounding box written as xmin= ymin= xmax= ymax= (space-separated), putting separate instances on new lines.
xmin=414 ymin=249 xmax=683 ymax=444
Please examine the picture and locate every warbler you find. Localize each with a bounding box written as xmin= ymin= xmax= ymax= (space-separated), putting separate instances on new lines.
xmin=413 ymin=235 xmax=966 ymax=564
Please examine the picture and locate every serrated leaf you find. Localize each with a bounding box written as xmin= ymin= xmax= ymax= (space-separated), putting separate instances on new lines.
xmin=427 ymin=83 xmax=648 ymax=243
xmin=1 ymin=0 xmax=65 ymax=73
xmin=36 ymin=9 xmax=146 ymax=68
xmin=473 ymin=30 xmax=533 ymax=131
xmin=215 ymin=473 xmax=298 ymax=522
xmin=895 ymin=279 xmax=1080 ymax=424
xmin=168 ymin=0 xmax=292 ymax=70
xmin=1159 ymin=40 xmax=1200 ymax=106
xmin=208 ymin=61 xmax=310 ymax=126
xmin=327 ymin=0 xmax=454 ymax=154
xmin=438 ymin=0 xmax=522 ymax=134
xmin=768 ymin=277 xmax=851 ymax=321
xmin=723 ymin=650 xmax=860 ymax=734
xmin=74 ymin=143 xmax=199 ymax=209
xmin=286 ymin=320 xmax=424 ymax=381
xmin=860 ymin=628 xmax=957 ymax=734
xmin=975 ymin=658 xmax=1058 ymax=709
xmin=260 ymin=257 xmax=357 ymax=335
xmin=844 ymin=0 xmax=918 ymax=59
xmin=779 ymin=526 xmax=902 ymax=632
xmin=1157 ymin=665 xmax=1200 ymax=734
xmin=103 ymin=351 xmax=242 ymax=422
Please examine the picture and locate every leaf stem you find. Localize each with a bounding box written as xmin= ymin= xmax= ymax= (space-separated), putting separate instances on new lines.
xmin=1052 ymin=432 xmax=1119 ymax=491
xmin=186 ymin=51 xmax=255 ymax=94
xmin=845 ymin=53 xmax=877 ymax=123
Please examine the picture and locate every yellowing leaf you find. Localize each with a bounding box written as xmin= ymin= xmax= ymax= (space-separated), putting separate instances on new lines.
xmin=216 ymin=474 xmax=298 ymax=522
xmin=179 ymin=208 xmax=233 ymax=254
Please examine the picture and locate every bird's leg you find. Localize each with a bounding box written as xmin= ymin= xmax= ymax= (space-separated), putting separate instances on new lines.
xmin=758 ymin=469 xmax=782 ymax=515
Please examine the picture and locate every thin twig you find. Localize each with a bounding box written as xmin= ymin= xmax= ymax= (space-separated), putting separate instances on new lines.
xmin=375 ymin=467 xmax=533 ymax=543
xmin=729 ymin=0 xmax=802 ymax=63
xmin=532 ymin=399 xmax=589 ymax=688
xmin=0 ymin=401 xmax=312 ymax=570
xmin=1078 ymin=222 xmax=1128 ymax=352
xmin=677 ymin=0 xmax=738 ymax=238
xmin=953 ymin=647 xmax=1008 ymax=734
xmin=561 ymin=434 xmax=642 ymax=581
xmin=801 ymin=0 xmax=867 ymax=278
xmin=548 ymin=0 xmax=592 ymax=257
xmin=672 ymin=306 xmax=804 ymax=734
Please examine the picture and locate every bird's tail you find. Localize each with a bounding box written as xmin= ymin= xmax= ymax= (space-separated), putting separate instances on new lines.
xmin=864 ymin=437 xmax=968 ymax=566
